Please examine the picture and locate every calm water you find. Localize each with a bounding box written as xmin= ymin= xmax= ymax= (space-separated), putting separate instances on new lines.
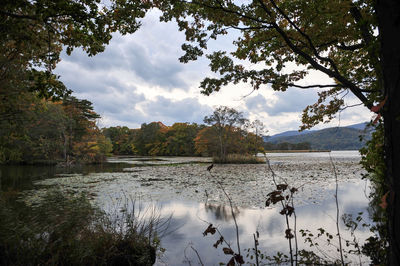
xmin=0 ymin=151 xmax=372 ymax=265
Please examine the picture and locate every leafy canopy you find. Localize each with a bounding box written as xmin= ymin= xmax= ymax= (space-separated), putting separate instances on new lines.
xmin=155 ymin=0 xmax=379 ymax=129
xmin=1 ymin=0 xmax=150 ymax=99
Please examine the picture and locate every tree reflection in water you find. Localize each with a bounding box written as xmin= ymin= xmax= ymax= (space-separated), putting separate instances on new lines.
xmin=204 ymin=202 xmax=241 ymax=222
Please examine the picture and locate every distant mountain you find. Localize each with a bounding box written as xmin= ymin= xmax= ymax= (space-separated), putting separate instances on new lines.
xmin=265 ymin=122 xmax=372 ymax=150
xmin=265 ymin=129 xmax=315 ymax=141
xmin=345 ymin=122 xmax=368 ymax=130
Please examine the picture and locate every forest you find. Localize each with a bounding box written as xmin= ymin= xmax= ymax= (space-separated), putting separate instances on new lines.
xmin=1 ymin=94 xmax=267 ymax=164
xmin=1 ymin=93 xmax=315 ymax=165
xmin=0 ymin=93 xmax=112 ymax=164
xmin=103 ymin=106 xmax=267 ymax=159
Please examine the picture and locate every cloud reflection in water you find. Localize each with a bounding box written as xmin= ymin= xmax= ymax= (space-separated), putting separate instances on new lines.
xmin=156 ymin=180 xmax=371 ymax=265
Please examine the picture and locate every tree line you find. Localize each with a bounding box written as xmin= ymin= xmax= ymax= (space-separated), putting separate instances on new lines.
xmin=1 ymin=97 xmax=314 ymax=165
xmin=0 ymin=93 xmax=112 ymax=164
xmin=103 ymin=106 xmax=266 ymax=160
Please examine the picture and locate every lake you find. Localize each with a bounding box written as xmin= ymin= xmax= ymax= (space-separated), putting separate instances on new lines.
xmin=0 ymin=151 xmax=372 ymax=265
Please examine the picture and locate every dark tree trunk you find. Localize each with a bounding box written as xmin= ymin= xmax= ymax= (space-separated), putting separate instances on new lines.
xmin=376 ymin=0 xmax=400 ymax=264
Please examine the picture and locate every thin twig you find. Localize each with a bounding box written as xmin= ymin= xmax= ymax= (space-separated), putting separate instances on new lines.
xmin=253 ymin=233 xmax=260 ymax=266
xmin=265 ymin=156 xmax=294 ymax=266
xmin=330 ymin=154 xmax=345 ymax=266
xmin=191 ymin=246 xmax=204 ymax=266
xmin=215 ymin=227 xmax=235 ymax=251
xmin=183 ymin=244 xmax=193 ymax=266
xmin=209 ymin=171 xmax=242 ymax=260
xmin=291 ymin=196 xmax=298 ymax=264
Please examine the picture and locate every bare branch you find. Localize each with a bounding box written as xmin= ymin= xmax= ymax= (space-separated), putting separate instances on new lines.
xmin=253 ymin=233 xmax=260 ymax=266
xmin=287 ymin=84 xmax=343 ymax=89
xmin=228 ymin=25 xmax=273 ymax=31
xmin=191 ymin=246 xmax=204 ymax=266
xmin=206 ymin=169 xmax=243 ymax=263
xmin=329 ymin=155 xmax=345 ymax=266
xmin=339 ymin=102 xmax=364 ymax=111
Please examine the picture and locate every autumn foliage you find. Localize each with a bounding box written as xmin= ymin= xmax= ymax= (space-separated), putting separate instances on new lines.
xmin=0 ymin=94 xmax=112 ymax=164
xmin=103 ymin=108 xmax=265 ymax=158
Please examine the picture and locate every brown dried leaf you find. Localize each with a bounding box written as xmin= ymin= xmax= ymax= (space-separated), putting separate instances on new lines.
xmin=227 ymin=257 xmax=235 ymax=266
xmin=203 ymin=224 xmax=216 ymax=236
xmin=280 ymin=206 xmax=295 ymax=216
xmin=234 ymin=254 xmax=245 ymax=264
xmin=213 ymin=236 xmax=224 ymax=248
xmin=277 ymin=184 xmax=288 ymax=191
xmin=271 ymin=195 xmax=285 ymax=204
xmin=223 ymin=247 xmax=234 ymax=255
xmin=265 ymin=199 xmax=271 ymax=207
xmin=288 ymin=206 xmax=295 ymax=216
xmin=266 ymin=190 xmax=286 ymax=206
xmin=267 ymin=190 xmax=282 ymax=197
xmin=285 ymin=229 xmax=294 ymax=239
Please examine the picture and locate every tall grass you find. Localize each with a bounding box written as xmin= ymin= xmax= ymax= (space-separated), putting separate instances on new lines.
xmin=213 ymin=153 xmax=265 ymax=164
xmin=0 ymin=190 xmax=170 ymax=265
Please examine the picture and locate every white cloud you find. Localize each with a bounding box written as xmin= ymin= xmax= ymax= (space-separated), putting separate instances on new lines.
xmin=54 ymin=9 xmax=372 ymax=134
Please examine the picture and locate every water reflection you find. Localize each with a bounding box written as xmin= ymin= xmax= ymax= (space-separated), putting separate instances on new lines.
xmin=0 ymin=152 xmax=372 ymax=265
xmin=204 ymin=202 xmax=241 ymax=222
xmin=265 ymin=150 xmax=360 ymax=158
xmin=156 ymin=181 xmax=371 ymax=265
xmin=0 ymin=162 xmax=133 ymax=191
xmin=0 ymin=165 xmax=58 ymax=191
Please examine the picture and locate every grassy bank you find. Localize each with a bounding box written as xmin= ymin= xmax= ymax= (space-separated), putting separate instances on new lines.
xmin=0 ymin=191 xmax=168 ymax=265
xmin=213 ymin=154 xmax=265 ymax=164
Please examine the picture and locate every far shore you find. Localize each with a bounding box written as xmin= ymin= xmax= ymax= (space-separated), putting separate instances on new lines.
xmin=265 ymin=150 xmax=331 ymax=153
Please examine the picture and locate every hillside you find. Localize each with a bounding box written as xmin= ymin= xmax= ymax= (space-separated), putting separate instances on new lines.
xmin=266 ymin=129 xmax=315 ymax=141
xmin=265 ymin=124 xmax=372 ymax=150
xmin=345 ymin=122 xmax=368 ymax=130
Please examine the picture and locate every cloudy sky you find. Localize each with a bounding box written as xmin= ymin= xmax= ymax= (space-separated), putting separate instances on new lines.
xmin=55 ymin=10 xmax=372 ymax=135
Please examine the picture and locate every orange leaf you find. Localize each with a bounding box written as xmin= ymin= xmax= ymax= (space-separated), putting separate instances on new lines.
xmin=373 ymin=114 xmax=381 ymax=125
xmin=379 ymin=192 xmax=389 ymax=209
xmin=371 ymin=96 xmax=387 ymax=113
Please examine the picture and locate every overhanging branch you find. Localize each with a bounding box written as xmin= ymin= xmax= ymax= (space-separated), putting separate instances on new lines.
xmin=268 ymin=0 xmax=340 ymax=74
xmin=255 ymin=0 xmax=373 ymax=109
xmin=0 ymin=11 xmax=37 ymax=20
xmin=287 ymin=84 xmax=343 ymax=89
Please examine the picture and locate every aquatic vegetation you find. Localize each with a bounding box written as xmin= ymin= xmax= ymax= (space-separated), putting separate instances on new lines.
xmin=0 ymin=190 xmax=169 ymax=265
xmin=19 ymin=153 xmax=365 ymax=209
xmin=213 ymin=153 xmax=265 ymax=164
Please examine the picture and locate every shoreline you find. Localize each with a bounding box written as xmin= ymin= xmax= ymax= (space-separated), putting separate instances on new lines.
xmin=265 ymin=149 xmax=331 ymax=153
